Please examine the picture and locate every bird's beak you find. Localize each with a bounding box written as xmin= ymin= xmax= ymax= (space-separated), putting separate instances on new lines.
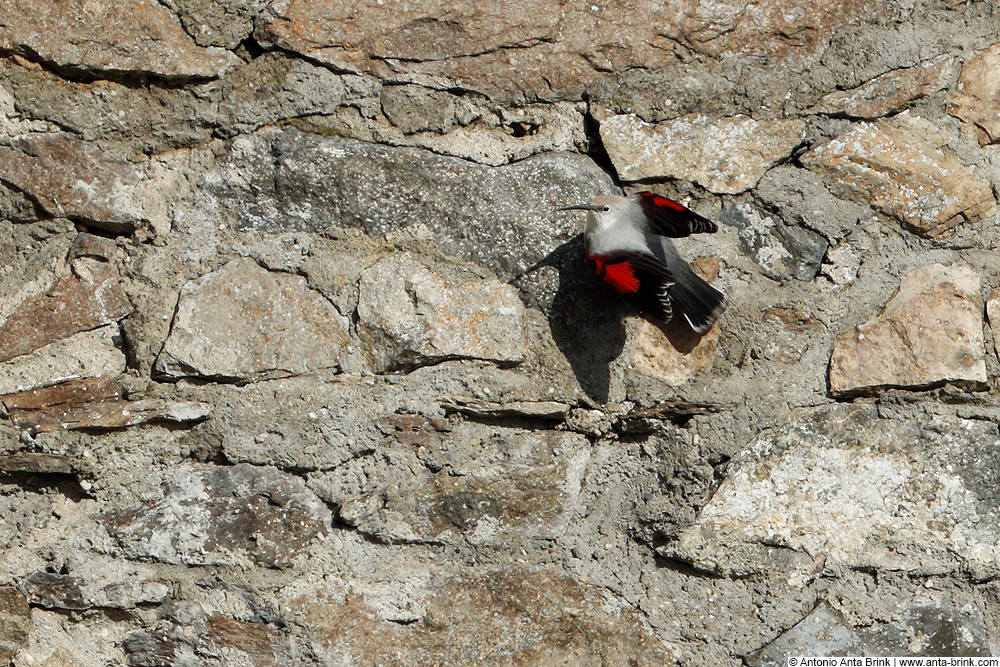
xmin=557 ymin=204 xmax=602 ymax=212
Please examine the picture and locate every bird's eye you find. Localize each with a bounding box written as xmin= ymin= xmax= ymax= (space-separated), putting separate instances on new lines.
xmin=602 ymin=206 xmax=610 ymax=212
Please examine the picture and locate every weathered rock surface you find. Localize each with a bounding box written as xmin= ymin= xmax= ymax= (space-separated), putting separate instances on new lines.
xmin=338 ymin=430 xmax=589 ymax=546
xmin=200 ymin=128 xmax=617 ymax=277
xmin=356 ymin=255 xmax=526 ymax=372
xmin=0 ymin=325 xmax=126 ymax=396
xmin=0 ymin=252 xmax=131 ymax=363
xmin=828 ymin=263 xmax=986 ymax=395
xmin=154 ymin=258 xmax=349 ymax=382
xmin=811 ymin=56 xmax=955 ymax=118
xmin=720 ymin=202 xmax=828 ymax=282
xmin=0 ymin=136 xmax=155 ymax=233
xmin=254 ymin=0 xmax=898 ymax=108
xmin=597 ymin=111 xmax=805 ymax=193
xmin=0 ymin=0 xmax=239 ymax=79
xmin=747 ymin=600 xmax=991 ymax=664
xmin=295 ymin=567 xmax=677 ymax=665
xmin=668 ymin=404 xmax=1000 ymax=579
xmin=103 ymin=463 xmax=331 ymax=568
xmin=754 ymin=165 xmax=871 ymax=244
xmin=0 ymin=587 xmax=31 ymax=663
xmin=802 ymin=113 xmax=998 ymax=237
xmin=947 ymin=43 xmax=1000 ymax=146
xmin=1 ymin=376 xmax=209 ymax=434
xmin=163 ymin=0 xmax=270 ymax=49
xmin=4 ymin=1 xmax=1000 ymax=665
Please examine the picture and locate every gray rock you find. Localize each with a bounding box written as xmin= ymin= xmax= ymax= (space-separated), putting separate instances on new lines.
xmin=811 ymin=55 xmax=955 ymax=119
xmin=748 ymin=600 xmax=991 ymax=665
xmin=754 ymin=165 xmax=870 ymax=243
xmin=0 ymin=181 xmax=41 ymax=224
xmin=668 ymin=404 xmax=1000 ymax=579
xmin=199 ymin=128 xmax=617 ymax=277
xmin=356 ymin=255 xmax=527 ymax=372
xmin=102 ymin=463 xmax=331 ymax=568
xmin=196 ymin=362 xmax=570 ymax=472
xmin=24 ymin=572 xmax=90 ymax=611
xmin=1 ymin=58 xmax=216 ymax=152
xmin=215 ymin=55 xmax=380 ymax=137
xmin=161 ymin=0 xmax=270 ymax=49
xmin=338 ymin=429 xmax=590 ymax=546
xmin=380 ymin=85 xmax=459 ymax=135
xmin=801 ymin=113 xmax=997 ymax=237
xmin=154 ymin=258 xmax=350 ymax=382
xmin=746 ymin=604 xmax=860 ymax=665
xmin=720 ymin=202 xmax=828 ymax=281
xmin=596 ymin=110 xmax=805 ymax=193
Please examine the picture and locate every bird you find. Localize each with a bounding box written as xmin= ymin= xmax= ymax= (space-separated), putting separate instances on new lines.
xmin=559 ymin=192 xmax=727 ymax=334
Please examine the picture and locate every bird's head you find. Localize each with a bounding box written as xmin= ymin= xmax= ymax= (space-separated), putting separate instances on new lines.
xmin=558 ymin=195 xmax=628 ymax=234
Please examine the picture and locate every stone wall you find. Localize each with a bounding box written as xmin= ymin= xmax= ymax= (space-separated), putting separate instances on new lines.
xmin=1 ymin=1 xmax=1000 ymax=664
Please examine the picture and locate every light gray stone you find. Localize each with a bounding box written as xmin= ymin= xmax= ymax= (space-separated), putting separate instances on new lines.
xmin=811 ymin=55 xmax=955 ymax=118
xmin=161 ymin=0 xmax=270 ymax=49
xmin=748 ymin=600 xmax=991 ymax=665
xmin=596 ymin=110 xmax=805 ymax=193
xmin=754 ymin=165 xmax=870 ymax=243
xmin=154 ymin=258 xmax=350 ymax=382
xmin=356 ymin=255 xmax=527 ymax=372
xmin=719 ymin=202 xmax=828 ymax=282
xmin=338 ymin=430 xmax=590 ymax=546
xmin=802 ymin=113 xmax=997 ymax=237
xmin=102 ymin=463 xmax=331 ymax=568
xmin=667 ymin=404 xmax=1000 ymax=580
xmin=829 ymin=263 xmax=986 ymax=396
xmin=0 ymin=325 xmax=126 ymax=396
xmin=199 ymin=127 xmax=617 ymax=277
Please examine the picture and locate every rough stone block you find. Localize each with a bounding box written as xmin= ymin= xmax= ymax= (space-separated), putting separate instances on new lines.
xmin=356 ymin=255 xmax=527 ymax=372
xmin=596 ymin=111 xmax=805 ymax=194
xmin=947 ymin=44 xmax=1000 ymax=146
xmin=802 ymin=113 xmax=997 ymax=237
xmin=154 ymin=258 xmax=349 ymax=382
xmin=828 ymin=263 xmax=986 ymax=395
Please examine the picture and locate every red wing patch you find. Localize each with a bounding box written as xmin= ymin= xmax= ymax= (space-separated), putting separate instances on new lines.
xmin=644 ymin=192 xmax=686 ymax=212
xmin=602 ymin=261 xmax=640 ymax=294
xmin=588 ymin=254 xmax=643 ymax=294
xmin=587 ymin=249 xmax=675 ymax=321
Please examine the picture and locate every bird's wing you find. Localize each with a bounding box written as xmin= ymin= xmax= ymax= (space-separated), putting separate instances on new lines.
xmin=586 ymin=250 xmax=675 ymax=322
xmin=635 ymin=191 xmax=718 ymax=237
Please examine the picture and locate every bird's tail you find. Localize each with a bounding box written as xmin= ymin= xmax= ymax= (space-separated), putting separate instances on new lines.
xmin=657 ymin=238 xmax=727 ymax=334
xmin=670 ymin=269 xmax=727 ymax=334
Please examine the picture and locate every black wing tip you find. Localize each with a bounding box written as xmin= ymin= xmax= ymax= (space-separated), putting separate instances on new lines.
xmin=636 ymin=191 xmax=719 ymax=236
xmin=682 ymin=293 xmax=728 ymax=334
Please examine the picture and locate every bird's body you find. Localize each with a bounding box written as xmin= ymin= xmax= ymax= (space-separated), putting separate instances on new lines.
xmin=562 ymin=192 xmax=727 ymax=334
